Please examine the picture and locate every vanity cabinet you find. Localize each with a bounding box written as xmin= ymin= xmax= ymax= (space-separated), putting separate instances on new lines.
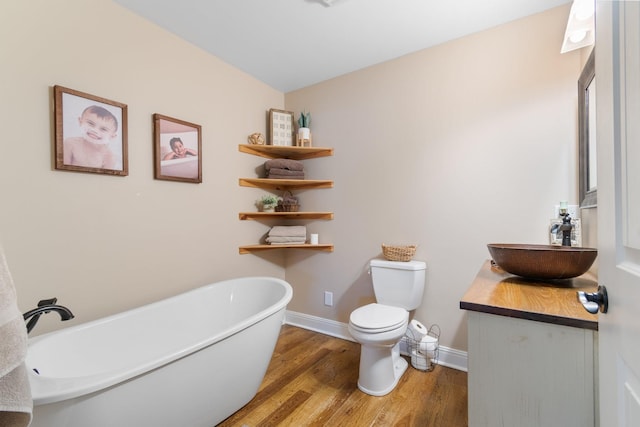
xmin=460 ymin=261 xmax=598 ymax=427
xmin=238 ymin=144 xmax=334 ymax=254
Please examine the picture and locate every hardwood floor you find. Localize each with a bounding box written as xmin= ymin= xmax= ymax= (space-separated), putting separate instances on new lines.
xmin=218 ymin=325 xmax=468 ymax=427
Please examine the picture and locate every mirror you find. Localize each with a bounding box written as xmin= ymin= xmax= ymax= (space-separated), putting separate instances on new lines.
xmin=579 ymin=49 xmax=597 ymax=207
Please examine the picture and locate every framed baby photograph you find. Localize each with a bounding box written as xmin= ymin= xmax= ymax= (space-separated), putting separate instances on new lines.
xmin=268 ymin=108 xmax=294 ymax=146
xmin=153 ymin=114 xmax=202 ymax=183
xmin=54 ymin=85 xmax=128 ymax=176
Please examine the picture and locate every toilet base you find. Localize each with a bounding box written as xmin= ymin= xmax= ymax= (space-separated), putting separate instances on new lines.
xmin=356 ymin=342 xmax=408 ymax=396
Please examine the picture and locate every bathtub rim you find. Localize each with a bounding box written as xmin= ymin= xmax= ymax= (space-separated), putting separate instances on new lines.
xmin=27 ymin=276 xmax=292 ymax=405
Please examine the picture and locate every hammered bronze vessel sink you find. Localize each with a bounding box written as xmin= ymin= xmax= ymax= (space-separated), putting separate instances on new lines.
xmin=487 ymin=243 xmax=598 ymax=280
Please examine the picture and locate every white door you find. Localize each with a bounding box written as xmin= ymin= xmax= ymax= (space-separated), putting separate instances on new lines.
xmin=596 ymin=1 xmax=640 ymax=426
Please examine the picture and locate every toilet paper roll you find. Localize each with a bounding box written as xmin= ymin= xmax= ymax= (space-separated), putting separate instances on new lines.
xmin=419 ymin=334 xmax=438 ymax=356
xmin=407 ymin=319 xmax=427 ymax=340
xmin=411 ymin=349 xmax=429 ymax=370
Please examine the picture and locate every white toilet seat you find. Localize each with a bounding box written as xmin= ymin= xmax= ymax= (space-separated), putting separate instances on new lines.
xmin=349 ymin=303 xmax=408 ymax=333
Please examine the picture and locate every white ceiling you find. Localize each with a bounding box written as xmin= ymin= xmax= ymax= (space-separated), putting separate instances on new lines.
xmin=114 ymin=0 xmax=571 ymax=92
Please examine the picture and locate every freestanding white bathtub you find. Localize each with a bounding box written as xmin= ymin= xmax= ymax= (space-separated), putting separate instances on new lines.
xmin=26 ymin=277 xmax=292 ymax=427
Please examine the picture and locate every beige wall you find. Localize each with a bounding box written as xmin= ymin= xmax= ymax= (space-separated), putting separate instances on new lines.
xmin=1 ymin=1 xmax=585 ymax=354
xmin=0 ymin=0 xmax=285 ymax=334
xmin=285 ymin=4 xmax=583 ymax=351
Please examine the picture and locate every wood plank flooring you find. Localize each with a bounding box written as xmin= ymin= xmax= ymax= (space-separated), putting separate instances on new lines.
xmin=217 ymin=325 xmax=468 ymax=427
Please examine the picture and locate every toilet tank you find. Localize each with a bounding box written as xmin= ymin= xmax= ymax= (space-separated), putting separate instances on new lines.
xmin=370 ymin=259 xmax=426 ymax=310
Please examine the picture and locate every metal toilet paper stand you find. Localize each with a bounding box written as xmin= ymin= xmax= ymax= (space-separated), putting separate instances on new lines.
xmin=402 ymin=324 xmax=440 ymax=372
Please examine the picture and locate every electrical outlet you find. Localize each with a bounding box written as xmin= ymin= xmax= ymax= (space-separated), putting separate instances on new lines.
xmin=553 ymin=204 xmax=579 ymax=219
xmin=324 ymin=291 xmax=333 ymax=307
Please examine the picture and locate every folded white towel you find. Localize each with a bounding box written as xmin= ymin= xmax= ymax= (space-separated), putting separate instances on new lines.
xmin=0 ymin=245 xmax=32 ymax=424
xmin=268 ymin=226 xmax=307 ymax=238
xmin=266 ymin=236 xmax=307 ymax=244
xmin=268 ymin=241 xmax=306 ymax=245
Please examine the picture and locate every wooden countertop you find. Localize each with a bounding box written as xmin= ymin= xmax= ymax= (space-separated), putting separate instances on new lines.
xmin=460 ymin=260 xmax=599 ymax=330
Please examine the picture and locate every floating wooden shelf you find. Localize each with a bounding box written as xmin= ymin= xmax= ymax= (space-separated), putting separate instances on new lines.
xmin=239 ymin=178 xmax=333 ymax=190
xmin=239 ymin=212 xmax=334 ymax=220
xmin=239 ymin=143 xmax=334 ymax=255
xmin=239 ymin=244 xmax=334 ymax=254
xmin=238 ymin=144 xmax=333 ymax=160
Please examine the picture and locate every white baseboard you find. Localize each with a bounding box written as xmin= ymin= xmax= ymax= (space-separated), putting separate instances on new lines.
xmin=285 ymin=310 xmax=468 ymax=372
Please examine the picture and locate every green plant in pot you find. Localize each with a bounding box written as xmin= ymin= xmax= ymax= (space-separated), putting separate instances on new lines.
xmin=258 ymin=194 xmax=280 ymax=212
xmin=297 ymin=111 xmax=311 ymax=145
xmin=298 ymin=111 xmax=311 ymax=129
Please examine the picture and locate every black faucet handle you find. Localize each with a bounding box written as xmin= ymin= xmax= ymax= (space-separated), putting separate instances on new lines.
xmin=38 ymin=297 xmax=58 ymax=306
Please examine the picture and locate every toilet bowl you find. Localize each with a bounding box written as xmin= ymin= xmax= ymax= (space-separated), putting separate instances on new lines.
xmin=348 ymin=259 xmax=426 ymax=396
xmin=348 ymin=303 xmax=410 ymax=396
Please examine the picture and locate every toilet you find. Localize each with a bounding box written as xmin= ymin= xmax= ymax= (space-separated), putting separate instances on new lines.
xmin=348 ymin=258 xmax=426 ymax=396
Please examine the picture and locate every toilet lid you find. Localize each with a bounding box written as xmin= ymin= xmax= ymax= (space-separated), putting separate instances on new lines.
xmin=350 ymin=303 xmax=408 ymax=331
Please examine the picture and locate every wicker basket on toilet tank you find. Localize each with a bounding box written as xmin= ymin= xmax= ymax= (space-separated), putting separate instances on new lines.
xmin=381 ymin=244 xmax=417 ymax=262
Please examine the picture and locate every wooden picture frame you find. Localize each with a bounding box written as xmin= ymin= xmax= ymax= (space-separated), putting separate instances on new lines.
xmin=268 ymin=108 xmax=294 ymax=146
xmin=153 ymin=114 xmax=202 ymax=183
xmin=54 ymin=85 xmax=128 ymax=176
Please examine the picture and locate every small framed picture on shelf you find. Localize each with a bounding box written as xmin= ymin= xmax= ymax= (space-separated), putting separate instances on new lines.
xmin=153 ymin=114 xmax=202 ymax=183
xmin=268 ymin=108 xmax=294 ymax=146
xmin=54 ymin=85 xmax=128 ymax=176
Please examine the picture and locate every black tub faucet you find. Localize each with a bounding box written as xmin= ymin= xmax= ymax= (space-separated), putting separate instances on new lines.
xmin=23 ymin=297 xmax=74 ymax=333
